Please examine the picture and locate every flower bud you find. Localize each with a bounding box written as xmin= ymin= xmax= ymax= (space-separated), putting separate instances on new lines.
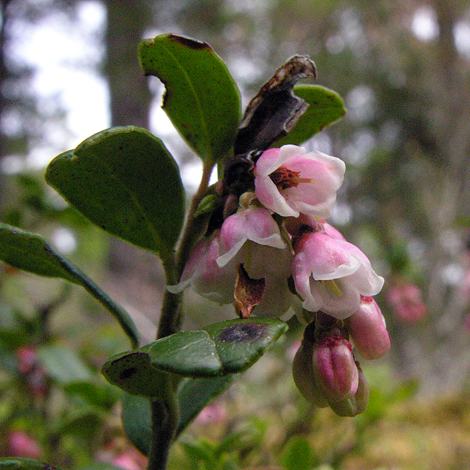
xmin=312 ymin=335 xmax=358 ymax=402
xmin=292 ymin=339 xmax=328 ymax=407
xmin=345 ymin=296 xmax=390 ymax=360
xmin=328 ymin=361 xmax=369 ymax=417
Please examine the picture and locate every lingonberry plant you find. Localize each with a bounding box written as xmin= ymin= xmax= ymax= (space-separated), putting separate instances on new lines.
xmin=0 ymin=33 xmax=390 ymax=470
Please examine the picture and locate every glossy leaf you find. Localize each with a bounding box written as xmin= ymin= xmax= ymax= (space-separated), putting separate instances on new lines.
xmin=139 ymin=34 xmax=241 ymax=163
xmin=0 ymin=458 xmax=61 ymax=470
xmin=102 ymin=318 xmax=288 ymax=394
xmin=273 ymin=85 xmax=346 ymax=147
xmin=121 ymin=376 xmax=236 ymax=456
xmin=0 ymin=223 xmax=139 ymax=348
xmin=45 ymin=126 xmax=185 ymax=260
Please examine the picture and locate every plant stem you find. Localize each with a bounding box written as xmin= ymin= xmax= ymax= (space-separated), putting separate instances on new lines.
xmin=148 ymin=160 xmax=215 ymax=470
xmin=175 ymin=160 xmax=215 ymax=276
xmin=157 ymin=160 xmax=215 ymax=339
xmin=147 ymin=397 xmax=179 ymax=470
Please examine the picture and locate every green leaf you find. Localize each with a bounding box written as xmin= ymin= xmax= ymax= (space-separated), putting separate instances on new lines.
xmin=45 ymin=126 xmax=185 ymax=260
xmin=280 ymin=436 xmax=314 ymax=470
xmin=139 ymin=34 xmax=241 ymax=164
xmin=273 ymin=85 xmax=346 ymax=147
xmin=0 ymin=223 xmax=139 ymax=348
xmin=102 ymin=318 xmax=288 ymax=394
xmin=63 ymin=381 xmax=119 ymax=409
xmin=37 ymin=344 xmax=94 ymax=384
xmin=78 ymin=464 xmax=125 ymax=470
xmin=176 ymin=375 xmax=235 ymax=437
xmin=0 ymin=458 xmax=62 ymax=470
xmin=121 ymin=392 xmax=152 ymax=455
xmin=121 ymin=375 xmax=235 ymax=456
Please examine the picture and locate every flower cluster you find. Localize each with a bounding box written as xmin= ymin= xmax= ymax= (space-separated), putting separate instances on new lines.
xmin=169 ymin=144 xmax=390 ymax=416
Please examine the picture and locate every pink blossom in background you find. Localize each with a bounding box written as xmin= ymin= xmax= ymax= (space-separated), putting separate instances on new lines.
xmin=8 ymin=431 xmax=42 ymax=459
xmin=387 ymin=282 xmax=427 ymax=323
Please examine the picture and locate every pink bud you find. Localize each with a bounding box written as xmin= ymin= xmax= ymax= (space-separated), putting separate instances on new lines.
xmin=292 ymin=339 xmax=328 ymax=407
xmin=312 ymin=336 xmax=358 ymax=402
xmin=345 ymin=296 xmax=391 ymax=360
xmin=328 ymin=361 xmax=369 ymax=417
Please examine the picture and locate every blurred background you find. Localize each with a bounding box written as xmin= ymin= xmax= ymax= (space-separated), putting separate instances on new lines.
xmin=1 ymin=0 xmax=470 ymax=468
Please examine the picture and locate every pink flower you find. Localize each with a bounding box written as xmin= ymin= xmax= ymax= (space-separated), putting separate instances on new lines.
xmin=292 ymin=230 xmax=384 ymax=319
xmin=387 ymin=282 xmax=426 ymax=323
xmin=345 ymin=296 xmax=390 ymax=360
xmin=168 ymin=205 xmax=294 ymax=318
xmin=8 ymin=431 xmax=42 ymax=459
xmin=167 ymin=235 xmax=235 ymax=304
xmin=254 ymin=145 xmax=345 ymax=218
xmin=216 ymin=205 xmax=286 ymax=266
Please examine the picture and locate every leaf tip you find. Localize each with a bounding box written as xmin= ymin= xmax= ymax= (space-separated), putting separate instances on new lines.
xmin=168 ymin=33 xmax=211 ymax=51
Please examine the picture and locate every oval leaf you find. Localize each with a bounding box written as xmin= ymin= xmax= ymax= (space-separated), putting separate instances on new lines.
xmin=0 ymin=223 xmax=76 ymax=282
xmin=0 ymin=223 xmax=139 ymax=347
xmin=0 ymin=458 xmax=61 ymax=470
xmin=121 ymin=392 xmax=152 ymax=455
xmin=273 ymin=85 xmax=346 ymax=147
xmin=204 ymin=318 xmax=288 ymax=374
xmin=139 ymin=34 xmax=241 ymax=163
xmin=103 ymin=318 xmax=288 ymax=387
xmin=45 ymin=126 xmax=185 ymax=259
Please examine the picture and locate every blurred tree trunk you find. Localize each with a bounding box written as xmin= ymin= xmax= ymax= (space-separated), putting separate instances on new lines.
xmin=104 ymin=0 xmax=152 ymax=128
xmin=0 ymin=0 xmax=13 ymax=216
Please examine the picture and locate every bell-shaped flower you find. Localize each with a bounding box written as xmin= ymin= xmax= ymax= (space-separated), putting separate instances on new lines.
xmin=253 ymin=145 xmax=345 ymax=218
xmin=217 ymin=204 xmax=294 ymax=318
xmin=168 ymin=202 xmax=294 ymax=318
xmin=167 ymin=235 xmax=236 ymax=304
xmin=292 ymin=337 xmax=329 ymax=408
xmin=292 ymin=230 xmax=384 ymax=319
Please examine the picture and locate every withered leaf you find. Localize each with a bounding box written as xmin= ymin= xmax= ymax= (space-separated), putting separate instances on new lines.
xmin=234 ymin=55 xmax=316 ymax=155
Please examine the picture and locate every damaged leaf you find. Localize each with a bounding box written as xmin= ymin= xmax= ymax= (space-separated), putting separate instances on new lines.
xmin=234 ymin=55 xmax=316 ymax=155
